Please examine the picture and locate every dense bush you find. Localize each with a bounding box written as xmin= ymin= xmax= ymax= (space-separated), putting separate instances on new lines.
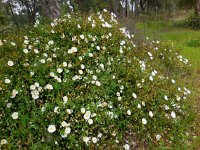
xmin=187 ymin=39 xmax=200 ymax=48
xmin=187 ymin=15 xmax=200 ymax=30
xmin=0 ymin=10 xmax=193 ymax=149
xmin=175 ymin=15 xmax=200 ymax=30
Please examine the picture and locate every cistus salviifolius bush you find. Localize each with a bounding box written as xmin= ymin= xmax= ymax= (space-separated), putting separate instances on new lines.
xmin=0 ymin=10 xmax=193 ymax=149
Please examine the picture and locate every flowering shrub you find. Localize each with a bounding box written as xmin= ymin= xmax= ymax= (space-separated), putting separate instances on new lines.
xmin=0 ymin=10 xmax=193 ymax=149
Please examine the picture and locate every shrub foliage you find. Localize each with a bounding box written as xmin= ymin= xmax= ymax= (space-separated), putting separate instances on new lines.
xmin=0 ymin=11 xmax=193 ymax=149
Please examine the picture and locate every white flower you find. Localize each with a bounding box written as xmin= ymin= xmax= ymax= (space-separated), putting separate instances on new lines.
xmin=65 ymin=127 xmax=71 ymax=134
xmin=81 ymin=108 xmax=86 ymax=114
xmin=11 ymin=112 xmax=18 ymax=119
xmin=61 ymin=121 xmax=67 ymax=127
xmin=120 ymin=40 xmax=126 ymax=45
xmin=81 ymin=64 xmax=85 ymax=69
xmin=68 ymin=63 xmax=72 ymax=68
xmin=132 ymin=93 xmax=137 ymax=99
xmin=47 ymin=57 xmax=52 ymax=61
xmin=137 ymin=104 xmax=141 ymax=109
xmin=54 ymin=106 xmax=59 ymax=114
xmin=5 ymin=78 xmax=11 ymax=84
xmin=124 ymin=144 xmax=130 ymax=150
xmin=44 ymin=84 xmax=53 ymax=90
xmin=72 ymin=75 xmax=80 ymax=81
xmin=96 ymin=46 xmax=100 ymax=50
xmin=149 ymin=76 xmax=153 ymax=81
xmin=95 ymin=81 xmax=101 ymax=86
xmin=152 ymin=71 xmax=156 ymax=76
xmin=88 ymin=119 xmax=93 ymax=125
xmin=31 ymin=91 xmax=39 ymax=100
xmin=48 ymin=125 xmax=56 ymax=133
xmin=34 ymin=82 xmax=39 ymax=87
xmin=7 ymin=103 xmax=12 ymax=108
xmin=57 ymin=77 xmax=62 ymax=83
xmin=176 ymin=96 xmax=181 ymax=101
xmin=142 ymin=101 xmax=145 ymax=106
xmin=67 ymin=109 xmax=72 ymax=114
xmin=11 ymin=42 xmax=16 ymax=46
xmin=92 ymin=75 xmax=97 ymax=80
xmin=0 ymin=40 xmax=3 ymax=46
xmin=34 ymin=49 xmax=39 ymax=53
xmin=148 ymin=52 xmax=152 ymax=57
xmin=28 ymin=45 xmax=33 ymax=49
xmin=88 ymin=16 xmax=92 ymax=21
xmin=63 ymin=62 xmax=67 ymax=67
xmin=48 ymin=40 xmax=54 ymax=45
xmin=80 ymin=35 xmax=84 ymax=39
xmin=63 ymin=96 xmax=68 ymax=103
xmin=23 ymin=49 xmax=29 ymax=53
xmin=103 ymin=9 xmax=107 ymax=12
xmin=41 ymin=107 xmax=46 ymax=112
xmin=164 ymin=95 xmax=168 ymax=100
xmin=8 ymin=60 xmax=14 ymax=66
xmin=171 ymin=79 xmax=175 ymax=84
xmin=83 ymin=136 xmax=90 ymax=144
xmin=91 ymin=113 xmax=96 ymax=117
xmin=97 ymin=133 xmax=102 ymax=138
xmin=53 ymin=53 xmax=57 ymax=58
xmin=88 ymin=53 xmax=93 ymax=57
xmin=86 ymin=111 xmax=91 ymax=115
xmin=84 ymin=113 xmax=90 ymax=120
xmin=171 ymin=111 xmax=176 ymax=119
xmin=79 ymin=70 xmax=83 ymax=74
xmin=104 ymin=22 xmax=112 ymax=28
xmin=71 ymin=47 xmax=77 ymax=53
xmin=149 ymin=111 xmax=153 ymax=117
xmin=11 ymin=89 xmax=18 ymax=98
xmin=118 ymin=96 xmax=122 ymax=101
xmin=68 ymin=49 xmax=73 ymax=54
xmin=156 ymin=134 xmax=161 ymax=141
xmin=30 ymin=85 xmax=36 ymax=90
xmin=142 ymin=118 xmax=147 ymax=125
xmin=165 ymin=105 xmax=169 ymax=110
xmin=187 ymin=89 xmax=191 ymax=94
xmin=30 ymin=71 xmax=34 ymax=76
xmin=40 ymin=59 xmax=45 ymax=64
xmin=24 ymin=40 xmax=29 ymax=44
xmin=57 ymin=68 xmax=63 ymax=73
xmin=100 ymin=64 xmax=104 ymax=69
xmin=127 ymin=110 xmax=131 ymax=115
xmin=0 ymin=139 xmax=8 ymax=145
xmin=92 ymin=137 xmax=98 ymax=144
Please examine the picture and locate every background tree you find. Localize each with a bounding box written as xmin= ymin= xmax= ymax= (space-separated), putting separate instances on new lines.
xmin=178 ymin=0 xmax=200 ymax=16
xmin=195 ymin=0 xmax=200 ymax=16
xmin=40 ymin=0 xmax=61 ymax=19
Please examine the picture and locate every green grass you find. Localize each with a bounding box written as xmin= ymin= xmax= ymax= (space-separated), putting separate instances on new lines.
xmin=136 ymin=21 xmax=200 ymax=69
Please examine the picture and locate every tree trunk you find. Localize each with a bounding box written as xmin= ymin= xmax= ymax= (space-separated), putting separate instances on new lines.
xmin=140 ymin=0 xmax=146 ymax=14
xmin=195 ymin=0 xmax=200 ymax=16
xmin=125 ymin=0 xmax=128 ymax=17
xmin=135 ymin=0 xmax=139 ymax=16
xmin=40 ymin=0 xmax=61 ymax=19
xmin=113 ymin=0 xmax=119 ymax=15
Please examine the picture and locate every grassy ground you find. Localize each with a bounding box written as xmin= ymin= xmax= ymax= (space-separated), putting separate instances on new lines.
xmin=135 ymin=21 xmax=200 ymax=149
